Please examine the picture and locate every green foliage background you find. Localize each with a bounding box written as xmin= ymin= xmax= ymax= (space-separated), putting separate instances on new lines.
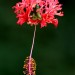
xmin=0 ymin=0 xmax=75 ymax=75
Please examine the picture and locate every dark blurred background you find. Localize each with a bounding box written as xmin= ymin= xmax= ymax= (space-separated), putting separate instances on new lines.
xmin=0 ymin=0 xmax=75 ymax=75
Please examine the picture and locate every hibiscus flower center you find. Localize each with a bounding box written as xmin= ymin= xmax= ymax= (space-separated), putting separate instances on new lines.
xmin=30 ymin=4 xmax=42 ymax=20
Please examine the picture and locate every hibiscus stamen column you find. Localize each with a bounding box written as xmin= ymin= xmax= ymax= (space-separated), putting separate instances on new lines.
xmin=30 ymin=25 xmax=36 ymax=59
xmin=29 ymin=25 xmax=36 ymax=75
xmin=23 ymin=26 xmax=36 ymax=75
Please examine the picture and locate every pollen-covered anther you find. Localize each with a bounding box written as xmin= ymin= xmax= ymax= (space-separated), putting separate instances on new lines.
xmin=23 ymin=56 xmax=36 ymax=75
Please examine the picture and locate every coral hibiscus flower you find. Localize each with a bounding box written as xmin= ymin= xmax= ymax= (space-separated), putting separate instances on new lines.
xmin=13 ymin=0 xmax=63 ymax=28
